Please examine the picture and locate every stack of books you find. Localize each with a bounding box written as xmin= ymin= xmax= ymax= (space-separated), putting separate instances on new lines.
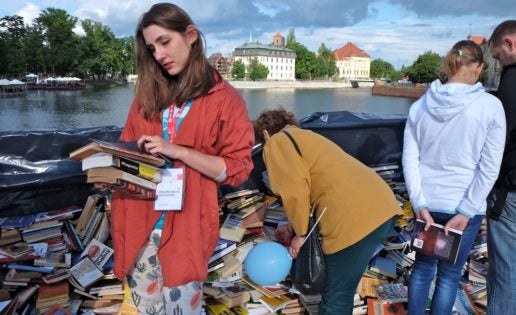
xmin=69 ymin=140 xmax=165 ymax=199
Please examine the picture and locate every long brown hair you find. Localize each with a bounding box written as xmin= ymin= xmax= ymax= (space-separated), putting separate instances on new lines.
xmin=134 ymin=3 xmax=220 ymax=119
xmin=441 ymin=40 xmax=484 ymax=80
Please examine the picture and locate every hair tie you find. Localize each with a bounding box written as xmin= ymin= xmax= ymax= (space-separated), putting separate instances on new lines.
xmin=457 ymin=49 xmax=463 ymax=56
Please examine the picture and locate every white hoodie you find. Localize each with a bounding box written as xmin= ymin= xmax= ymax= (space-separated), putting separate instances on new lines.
xmin=402 ymin=79 xmax=506 ymax=218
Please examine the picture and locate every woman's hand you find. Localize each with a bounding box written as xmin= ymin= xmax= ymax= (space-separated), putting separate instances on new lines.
xmin=415 ymin=208 xmax=434 ymax=231
xmin=289 ymin=235 xmax=306 ymax=259
xmin=275 ymin=223 xmax=294 ymax=244
xmin=137 ymin=135 xmax=186 ymax=160
xmin=444 ymin=213 xmax=470 ymax=235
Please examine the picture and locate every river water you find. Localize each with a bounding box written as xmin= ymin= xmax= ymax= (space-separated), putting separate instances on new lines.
xmin=0 ymin=82 xmax=414 ymax=132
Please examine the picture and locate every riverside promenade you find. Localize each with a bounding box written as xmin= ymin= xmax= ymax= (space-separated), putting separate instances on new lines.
xmin=229 ymin=80 xmax=356 ymax=89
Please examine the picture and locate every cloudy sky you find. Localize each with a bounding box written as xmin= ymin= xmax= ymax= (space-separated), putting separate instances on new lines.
xmin=1 ymin=0 xmax=514 ymax=69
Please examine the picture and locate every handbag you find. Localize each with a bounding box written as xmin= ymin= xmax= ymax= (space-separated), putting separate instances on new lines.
xmin=290 ymin=207 xmax=327 ymax=294
xmin=281 ymin=130 xmax=327 ymax=294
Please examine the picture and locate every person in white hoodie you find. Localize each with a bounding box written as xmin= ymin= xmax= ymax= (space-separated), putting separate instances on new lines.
xmin=403 ymin=40 xmax=506 ymax=315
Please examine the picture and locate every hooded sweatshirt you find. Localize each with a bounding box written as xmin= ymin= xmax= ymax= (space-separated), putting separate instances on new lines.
xmin=402 ymin=79 xmax=506 ymax=218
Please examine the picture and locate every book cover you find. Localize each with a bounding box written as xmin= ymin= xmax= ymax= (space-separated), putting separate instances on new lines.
xmin=69 ymin=256 xmax=104 ymax=288
xmin=0 ymin=215 xmax=35 ymax=228
xmin=219 ymin=215 xmax=246 ymax=243
xmin=411 ymin=218 xmax=463 ymax=264
xmin=34 ymin=252 xmax=72 ymax=268
xmin=0 ymin=242 xmax=33 ymax=259
xmin=87 ymin=166 xmax=158 ymax=190
xmin=373 ymin=283 xmax=408 ymax=304
xmin=69 ymin=140 xmax=165 ymax=167
xmin=80 ymin=239 xmax=114 ymax=268
xmin=367 ymin=298 xmax=406 ymax=315
xmin=82 ymin=152 xmax=162 ymax=182
xmin=224 ymin=189 xmax=260 ymax=200
xmin=369 ymin=256 xmax=398 ymax=279
xmin=75 ymin=194 xmax=103 ymax=238
xmin=209 ymin=241 xmax=237 ymax=264
xmin=259 ymin=294 xmax=295 ymax=313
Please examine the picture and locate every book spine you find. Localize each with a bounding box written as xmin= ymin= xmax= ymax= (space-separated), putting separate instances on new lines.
xmin=114 ymin=179 xmax=156 ymax=199
xmin=115 ymin=156 xmax=161 ymax=182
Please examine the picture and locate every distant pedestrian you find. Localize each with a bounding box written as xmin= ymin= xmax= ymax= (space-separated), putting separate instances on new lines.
xmin=110 ymin=3 xmax=254 ymax=315
xmin=403 ymin=40 xmax=506 ymax=315
xmin=486 ymin=19 xmax=516 ymax=315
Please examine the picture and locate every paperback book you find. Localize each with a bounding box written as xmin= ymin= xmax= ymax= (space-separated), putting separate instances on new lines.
xmin=411 ymin=218 xmax=463 ymax=264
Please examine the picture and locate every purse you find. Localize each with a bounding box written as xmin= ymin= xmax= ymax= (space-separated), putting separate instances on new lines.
xmin=281 ymin=130 xmax=327 ymax=294
xmin=290 ymin=207 xmax=327 ymax=294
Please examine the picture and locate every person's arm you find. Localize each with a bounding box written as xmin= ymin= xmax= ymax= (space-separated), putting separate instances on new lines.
xmin=263 ymin=135 xmax=311 ymax=237
xmin=455 ymin=102 xmax=506 ymax=218
xmin=402 ymin=107 xmax=428 ymax=213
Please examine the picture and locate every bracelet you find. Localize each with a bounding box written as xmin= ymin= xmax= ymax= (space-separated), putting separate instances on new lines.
xmin=214 ymin=164 xmax=227 ymax=183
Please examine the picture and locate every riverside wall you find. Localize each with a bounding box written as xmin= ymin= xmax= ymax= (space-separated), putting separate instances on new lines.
xmin=228 ymin=80 xmax=354 ymax=89
xmin=371 ymin=85 xmax=427 ymax=98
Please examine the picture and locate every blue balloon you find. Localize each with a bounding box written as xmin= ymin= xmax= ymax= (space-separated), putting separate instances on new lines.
xmin=244 ymin=241 xmax=292 ymax=286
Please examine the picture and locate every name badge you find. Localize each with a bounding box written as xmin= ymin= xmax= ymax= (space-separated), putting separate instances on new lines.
xmin=154 ymin=167 xmax=185 ymax=211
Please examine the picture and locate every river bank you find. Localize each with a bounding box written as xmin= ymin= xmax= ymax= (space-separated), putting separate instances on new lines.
xmin=221 ymin=80 xmax=355 ymax=89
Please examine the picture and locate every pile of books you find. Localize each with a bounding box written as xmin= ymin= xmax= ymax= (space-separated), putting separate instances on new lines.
xmin=0 ymin=195 xmax=122 ymax=314
xmin=69 ymin=139 xmax=165 ymax=199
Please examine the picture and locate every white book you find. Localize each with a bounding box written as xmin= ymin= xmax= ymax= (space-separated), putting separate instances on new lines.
xmin=80 ymin=239 xmax=114 ymax=268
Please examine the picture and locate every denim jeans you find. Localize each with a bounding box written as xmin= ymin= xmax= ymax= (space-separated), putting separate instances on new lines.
xmin=487 ymin=191 xmax=516 ymax=315
xmin=408 ymin=212 xmax=483 ymax=315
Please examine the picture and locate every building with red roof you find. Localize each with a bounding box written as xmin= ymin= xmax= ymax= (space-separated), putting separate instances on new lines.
xmin=333 ymin=42 xmax=371 ymax=80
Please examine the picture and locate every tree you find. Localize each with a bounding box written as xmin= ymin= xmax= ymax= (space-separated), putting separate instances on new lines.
xmin=409 ymin=51 xmax=442 ymax=84
xmin=370 ymin=58 xmax=396 ymax=80
xmin=0 ymin=15 xmax=26 ymax=76
xmin=287 ymin=41 xmax=318 ymax=80
xmin=232 ymin=60 xmax=245 ymax=79
xmin=36 ymin=8 xmax=80 ymax=75
xmin=22 ymin=24 xmax=46 ymax=75
xmin=286 ymin=28 xmax=296 ymax=46
xmin=248 ymin=58 xmax=268 ymax=81
xmin=317 ymin=43 xmax=337 ymax=78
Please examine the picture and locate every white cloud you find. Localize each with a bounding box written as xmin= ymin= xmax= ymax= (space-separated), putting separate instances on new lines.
xmin=16 ymin=3 xmax=41 ymax=25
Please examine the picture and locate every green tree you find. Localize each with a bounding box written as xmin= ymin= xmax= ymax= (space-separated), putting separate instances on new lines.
xmin=232 ymin=60 xmax=246 ymax=79
xmin=77 ymin=19 xmax=118 ymax=79
xmin=286 ymin=28 xmax=296 ymax=46
xmin=317 ymin=43 xmax=337 ymax=78
xmin=287 ymin=41 xmax=318 ymax=80
xmin=248 ymin=58 xmax=268 ymax=81
xmin=36 ymin=8 xmax=80 ymax=75
xmin=22 ymin=24 xmax=46 ymax=75
xmin=409 ymin=51 xmax=442 ymax=83
xmin=0 ymin=15 xmax=26 ymax=76
xmin=370 ymin=58 xmax=396 ymax=80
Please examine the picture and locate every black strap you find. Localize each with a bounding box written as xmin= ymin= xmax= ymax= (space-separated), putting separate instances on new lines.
xmin=282 ymin=130 xmax=302 ymax=157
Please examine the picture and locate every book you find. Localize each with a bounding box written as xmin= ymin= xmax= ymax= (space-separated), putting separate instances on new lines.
xmin=367 ymin=298 xmax=406 ymax=315
xmin=0 ymin=215 xmax=35 ymax=228
xmin=87 ymin=167 xmax=158 ymax=190
xmin=0 ymin=229 xmax=22 ymax=246
xmin=226 ymin=193 xmax=264 ymax=213
xmin=69 ymin=256 xmax=104 ymax=288
xmin=259 ymin=294 xmax=295 ymax=313
xmin=373 ymin=283 xmax=408 ymax=304
xmin=242 ymin=276 xmax=289 ymax=298
xmin=34 ymin=252 xmax=72 ymax=268
xmin=34 ymin=206 xmax=82 ymax=223
xmin=0 ymin=242 xmax=33 ymax=259
xmin=224 ymin=189 xmax=260 ymax=200
xmin=69 ymin=139 xmax=165 ymax=167
xmin=411 ymin=218 xmax=463 ymax=264
xmin=75 ymin=194 xmax=103 ymax=238
xmin=209 ymin=241 xmax=237 ymax=264
xmin=369 ymin=256 xmax=398 ymax=279
xmin=356 ymin=276 xmax=388 ymax=298
xmin=81 ymin=239 xmax=114 ymax=268
xmin=41 ymin=269 xmax=71 ymax=284
xmin=82 ymin=152 xmax=162 ymax=182
xmin=219 ymin=214 xmax=246 ymax=243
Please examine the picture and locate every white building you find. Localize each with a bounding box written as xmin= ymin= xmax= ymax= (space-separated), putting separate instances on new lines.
xmin=233 ymin=33 xmax=296 ymax=81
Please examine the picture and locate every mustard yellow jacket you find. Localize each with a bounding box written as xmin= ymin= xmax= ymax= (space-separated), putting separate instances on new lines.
xmin=263 ymin=128 xmax=402 ymax=254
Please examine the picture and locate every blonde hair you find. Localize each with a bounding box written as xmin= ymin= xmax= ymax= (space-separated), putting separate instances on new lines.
xmin=441 ymin=40 xmax=483 ymax=79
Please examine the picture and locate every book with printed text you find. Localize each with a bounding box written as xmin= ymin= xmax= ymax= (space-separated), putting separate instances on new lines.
xmin=411 ymin=218 xmax=463 ymax=264
xmin=82 ymin=152 xmax=162 ymax=182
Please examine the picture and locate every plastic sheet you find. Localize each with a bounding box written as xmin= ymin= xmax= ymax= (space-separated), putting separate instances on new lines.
xmin=0 ymin=126 xmax=122 ymax=216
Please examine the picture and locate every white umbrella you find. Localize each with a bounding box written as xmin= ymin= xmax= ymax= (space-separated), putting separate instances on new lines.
xmin=0 ymin=79 xmax=11 ymax=86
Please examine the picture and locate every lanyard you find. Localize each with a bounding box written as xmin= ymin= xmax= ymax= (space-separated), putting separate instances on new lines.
xmin=162 ymin=99 xmax=192 ymax=142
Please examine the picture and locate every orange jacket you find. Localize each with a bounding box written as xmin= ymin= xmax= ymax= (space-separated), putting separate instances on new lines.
xmin=111 ymin=80 xmax=254 ymax=286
